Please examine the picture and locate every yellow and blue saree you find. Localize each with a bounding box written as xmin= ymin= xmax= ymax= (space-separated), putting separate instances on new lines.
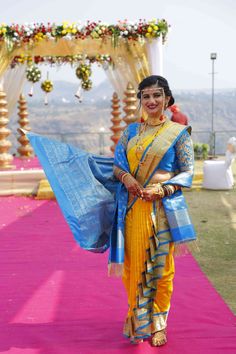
xmin=25 ymin=120 xmax=195 ymax=342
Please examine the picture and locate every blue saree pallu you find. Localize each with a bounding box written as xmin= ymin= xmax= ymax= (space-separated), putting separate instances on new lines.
xmin=26 ymin=132 xmax=117 ymax=253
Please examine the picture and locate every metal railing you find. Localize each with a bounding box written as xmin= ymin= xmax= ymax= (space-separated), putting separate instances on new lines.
xmin=10 ymin=131 xmax=113 ymax=156
xmin=10 ymin=130 xmax=236 ymax=156
xmin=191 ymin=130 xmax=236 ymax=155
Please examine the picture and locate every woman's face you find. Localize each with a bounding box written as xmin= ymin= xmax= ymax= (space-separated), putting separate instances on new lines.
xmin=141 ymin=85 xmax=169 ymax=117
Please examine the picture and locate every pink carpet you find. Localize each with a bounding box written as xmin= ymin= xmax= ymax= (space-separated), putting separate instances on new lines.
xmin=0 ymin=196 xmax=235 ymax=354
xmin=12 ymin=157 xmax=41 ymax=171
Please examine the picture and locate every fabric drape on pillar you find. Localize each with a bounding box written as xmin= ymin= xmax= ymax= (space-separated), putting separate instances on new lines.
xmin=107 ymin=40 xmax=150 ymax=96
xmin=104 ymin=37 xmax=163 ymax=97
xmin=104 ymin=66 xmax=124 ymax=98
xmin=0 ymin=44 xmax=15 ymax=79
xmin=3 ymin=65 xmax=26 ymax=118
xmin=146 ymin=35 xmax=163 ymax=75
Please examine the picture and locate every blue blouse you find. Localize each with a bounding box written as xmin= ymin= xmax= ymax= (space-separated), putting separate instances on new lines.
xmin=159 ymin=129 xmax=194 ymax=173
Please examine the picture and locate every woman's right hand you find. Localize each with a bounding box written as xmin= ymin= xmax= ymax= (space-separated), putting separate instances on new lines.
xmin=123 ymin=174 xmax=143 ymax=198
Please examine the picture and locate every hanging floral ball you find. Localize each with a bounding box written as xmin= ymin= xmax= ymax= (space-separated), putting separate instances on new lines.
xmin=81 ymin=79 xmax=92 ymax=91
xmin=41 ymin=80 xmax=53 ymax=93
xmin=75 ymin=63 xmax=92 ymax=81
xmin=26 ymin=65 xmax=41 ymax=83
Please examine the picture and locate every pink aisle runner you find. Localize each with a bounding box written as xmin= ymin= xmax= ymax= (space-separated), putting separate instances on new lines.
xmin=0 ymin=196 xmax=235 ymax=354
xmin=12 ymin=157 xmax=41 ymax=171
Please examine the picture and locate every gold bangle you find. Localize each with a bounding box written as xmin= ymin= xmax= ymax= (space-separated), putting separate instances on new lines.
xmin=117 ymin=170 xmax=125 ymax=179
xmin=121 ymin=172 xmax=130 ymax=183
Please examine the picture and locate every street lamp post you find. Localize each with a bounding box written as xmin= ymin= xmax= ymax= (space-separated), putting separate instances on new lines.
xmin=210 ymin=52 xmax=217 ymax=156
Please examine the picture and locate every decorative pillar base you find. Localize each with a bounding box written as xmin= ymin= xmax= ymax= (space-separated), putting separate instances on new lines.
xmin=0 ymin=89 xmax=14 ymax=169
xmin=110 ymin=92 xmax=123 ymax=154
xmin=17 ymin=94 xmax=34 ymax=158
xmin=123 ymin=82 xmax=138 ymax=127
xmin=0 ymin=154 xmax=15 ymax=170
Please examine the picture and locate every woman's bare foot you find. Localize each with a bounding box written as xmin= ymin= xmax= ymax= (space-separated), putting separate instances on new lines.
xmin=151 ymin=329 xmax=167 ymax=347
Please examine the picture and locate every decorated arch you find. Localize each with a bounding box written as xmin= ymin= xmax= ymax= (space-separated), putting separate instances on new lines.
xmin=0 ymin=19 xmax=169 ymax=107
xmin=0 ymin=19 xmax=169 ymax=168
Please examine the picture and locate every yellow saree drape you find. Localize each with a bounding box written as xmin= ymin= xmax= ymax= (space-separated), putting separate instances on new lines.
xmin=122 ymin=123 xmax=176 ymax=341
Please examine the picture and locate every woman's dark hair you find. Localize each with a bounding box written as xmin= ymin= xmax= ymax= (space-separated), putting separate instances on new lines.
xmin=137 ymin=75 xmax=175 ymax=107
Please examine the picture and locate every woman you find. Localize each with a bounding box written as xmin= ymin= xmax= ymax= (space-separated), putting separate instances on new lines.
xmin=110 ymin=75 xmax=195 ymax=346
xmin=23 ymin=75 xmax=195 ymax=348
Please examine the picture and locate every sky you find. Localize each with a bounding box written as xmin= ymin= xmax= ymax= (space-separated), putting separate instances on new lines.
xmin=1 ymin=0 xmax=236 ymax=90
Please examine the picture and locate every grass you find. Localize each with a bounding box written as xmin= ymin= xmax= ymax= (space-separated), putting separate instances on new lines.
xmin=184 ymin=159 xmax=236 ymax=314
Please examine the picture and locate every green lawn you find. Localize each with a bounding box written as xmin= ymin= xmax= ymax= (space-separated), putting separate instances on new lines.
xmin=184 ymin=159 xmax=236 ymax=314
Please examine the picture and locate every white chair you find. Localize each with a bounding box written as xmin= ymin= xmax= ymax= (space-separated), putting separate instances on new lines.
xmin=202 ymin=137 xmax=236 ymax=190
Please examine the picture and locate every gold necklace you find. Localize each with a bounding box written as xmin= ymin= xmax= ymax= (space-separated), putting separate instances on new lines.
xmin=135 ymin=121 xmax=165 ymax=159
xmin=146 ymin=114 xmax=166 ymax=126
